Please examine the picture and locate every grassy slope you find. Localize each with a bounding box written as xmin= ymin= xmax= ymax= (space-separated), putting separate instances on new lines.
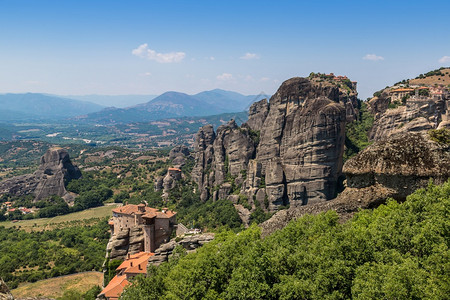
xmin=410 ymin=68 xmax=450 ymax=86
xmin=11 ymin=271 xmax=103 ymax=299
xmin=0 ymin=203 xmax=119 ymax=231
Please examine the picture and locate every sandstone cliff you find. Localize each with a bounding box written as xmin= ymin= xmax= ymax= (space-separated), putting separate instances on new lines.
xmin=0 ymin=148 xmax=81 ymax=203
xmin=192 ymin=75 xmax=357 ymax=212
xmin=260 ymin=131 xmax=450 ymax=236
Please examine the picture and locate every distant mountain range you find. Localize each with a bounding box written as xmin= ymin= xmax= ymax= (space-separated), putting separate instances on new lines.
xmin=0 ymin=93 xmax=104 ymax=121
xmin=62 ymin=94 xmax=157 ymax=108
xmin=0 ymin=90 xmax=270 ymax=123
xmin=75 ymin=89 xmax=269 ymax=124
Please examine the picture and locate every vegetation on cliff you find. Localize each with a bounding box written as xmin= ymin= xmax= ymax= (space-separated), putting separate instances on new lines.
xmin=344 ymin=101 xmax=374 ymax=161
xmin=121 ymin=180 xmax=449 ymax=299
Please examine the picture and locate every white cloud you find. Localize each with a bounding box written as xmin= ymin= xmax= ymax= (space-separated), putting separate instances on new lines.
xmin=140 ymin=72 xmax=152 ymax=76
xmin=438 ymin=56 xmax=450 ymax=63
xmin=217 ymin=73 xmax=234 ymax=81
xmin=208 ymin=56 xmax=215 ymax=61
xmin=132 ymin=43 xmax=185 ymax=63
xmin=363 ymin=54 xmax=384 ymax=61
xmin=260 ymin=77 xmax=270 ymax=82
xmin=240 ymin=52 xmax=260 ymax=60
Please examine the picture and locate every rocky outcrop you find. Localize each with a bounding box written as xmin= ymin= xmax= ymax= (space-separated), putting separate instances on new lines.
xmin=155 ymin=146 xmax=190 ymax=195
xmin=169 ymin=145 xmax=190 ymax=167
xmin=260 ymin=131 xmax=450 ymax=237
xmin=0 ymin=278 xmax=13 ymax=300
xmin=344 ymin=132 xmax=450 ymax=200
xmin=106 ymin=227 xmax=145 ymax=260
xmin=0 ymin=148 xmax=81 ymax=203
xmin=368 ymin=91 xmax=449 ymax=141
xmin=148 ymin=233 xmax=215 ymax=266
xmin=192 ymin=76 xmax=354 ymax=211
xmin=155 ymin=168 xmax=183 ymax=198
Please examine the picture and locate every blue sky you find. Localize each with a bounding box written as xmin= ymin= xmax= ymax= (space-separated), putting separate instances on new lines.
xmin=0 ymin=0 xmax=449 ymax=99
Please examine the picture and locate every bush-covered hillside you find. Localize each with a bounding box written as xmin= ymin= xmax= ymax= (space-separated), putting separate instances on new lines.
xmin=0 ymin=219 xmax=110 ymax=289
xmin=121 ymin=180 xmax=450 ymax=299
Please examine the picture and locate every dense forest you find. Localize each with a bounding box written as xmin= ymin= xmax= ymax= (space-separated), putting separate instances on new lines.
xmin=121 ymin=180 xmax=450 ymax=299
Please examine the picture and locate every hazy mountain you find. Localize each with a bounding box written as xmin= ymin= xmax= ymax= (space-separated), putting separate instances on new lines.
xmin=0 ymin=93 xmax=104 ymax=121
xmin=77 ymin=89 xmax=270 ymax=124
xmin=63 ymin=94 xmax=157 ymax=108
xmin=194 ymin=89 xmax=268 ymax=112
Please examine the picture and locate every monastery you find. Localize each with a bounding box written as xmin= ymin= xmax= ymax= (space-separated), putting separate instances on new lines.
xmin=99 ymin=204 xmax=176 ymax=300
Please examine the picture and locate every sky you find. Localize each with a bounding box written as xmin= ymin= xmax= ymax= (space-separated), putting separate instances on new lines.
xmin=0 ymin=0 xmax=449 ymax=100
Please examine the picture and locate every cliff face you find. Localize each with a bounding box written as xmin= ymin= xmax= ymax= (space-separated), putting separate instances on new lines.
xmin=344 ymin=132 xmax=450 ymax=200
xmin=192 ymin=76 xmax=356 ymax=211
xmin=0 ymin=148 xmax=81 ymax=203
xmin=106 ymin=227 xmax=145 ymax=260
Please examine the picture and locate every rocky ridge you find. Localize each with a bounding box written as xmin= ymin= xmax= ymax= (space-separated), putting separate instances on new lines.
xmin=192 ymin=75 xmax=358 ymax=212
xmin=0 ymin=148 xmax=81 ymax=203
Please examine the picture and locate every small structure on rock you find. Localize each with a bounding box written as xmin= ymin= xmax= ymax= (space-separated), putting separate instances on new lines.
xmin=110 ymin=204 xmax=176 ymax=253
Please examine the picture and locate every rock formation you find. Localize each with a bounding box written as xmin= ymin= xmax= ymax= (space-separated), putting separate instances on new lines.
xmin=368 ymin=87 xmax=449 ymax=141
xmin=260 ymin=131 xmax=450 ymax=237
xmin=169 ymin=145 xmax=190 ymax=167
xmin=155 ymin=145 xmax=190 ymax=196
xmin=0 ymin=278 xmax=13 ymax=300
xmin=106 ymin=227 xmax=146 ymax=260
xmin=0 ymin=148 xmax=81 ymax=203
xmin=344 ymin=131 xmax=450 ymax=200
xmin=148 ymin=233 xmax=215 ymax=266
xmin=192 ymin=75 xmax=357 ymax=211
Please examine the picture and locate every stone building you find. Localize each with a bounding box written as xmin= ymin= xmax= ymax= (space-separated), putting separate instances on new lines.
xmin=390 ymin=88 xmax=415 ymax=102
xmin=100 ymin=205 xmax=177 ymax=300
xmin=110 ymin=204 xmax=176 ymax=252
xmin=99 ymin=252 xmax=154 ymax=300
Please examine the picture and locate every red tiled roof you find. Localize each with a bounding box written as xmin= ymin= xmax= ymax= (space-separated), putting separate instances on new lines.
xmin=168 ymin=167 xmax=181 ymax=172
xmin=112 ymin=204 xmax=176 ymax=219
xmin=100 ymin=273 xmax=129 ymax=300
xmin=116 ymin=252 xmax=153 ymax=271
xmin=102 ymin=252 xmax=154 ymax=299
xmin=390 ymin=88 xmax=414 ymax=93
